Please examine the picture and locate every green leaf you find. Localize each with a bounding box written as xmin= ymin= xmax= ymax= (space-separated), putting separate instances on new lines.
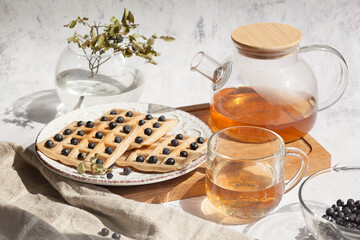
xmin=122 ymin=8 xmax=129 ymax=25
xmin=127 ymin=11 xmax=135 ymax=23
xmin=91 ymin=27 xmax=96 ymax=39
xmin=132 ymin=33 xmax=139 ymax=38
xmin=123 ymin=48 xmax=133 ymax=58
xmin=148 ymin=59 xmax=158 ymax=65
xmin=147 ymin=38 xmax=155 ymax=46
xmin=160 ymin=36 xmax=175 ymax=42
xmin=81 ymin=40 xmax=90 ymax=49
xmin=69 ymin=20 xmax=77 ymax=28
xmin=77 ymin=162 xmax=86 ymax=174
xmin=98 ymin=34 xmax=105 ymax=47
xmin=110 ymin=16 xmax=117 ymax=23
xmin=122 ymin=26 xmax=130 ymax=35
xmin=131 ymin=41 xmax=143 ymax=51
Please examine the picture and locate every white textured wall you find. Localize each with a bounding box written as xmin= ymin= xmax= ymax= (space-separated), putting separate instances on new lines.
xmin=1 ymin=0 xmax=360 ymax=163
xmin=1 ymin=0 xmax=359 ymax=107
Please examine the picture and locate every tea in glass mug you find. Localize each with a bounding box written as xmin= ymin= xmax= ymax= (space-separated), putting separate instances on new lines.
xmin=205 ymin=126 xmax=309 ymax=222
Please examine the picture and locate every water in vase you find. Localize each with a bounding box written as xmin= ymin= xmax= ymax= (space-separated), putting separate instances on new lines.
xmin=56 ymin=68 xmax=144 ymax=110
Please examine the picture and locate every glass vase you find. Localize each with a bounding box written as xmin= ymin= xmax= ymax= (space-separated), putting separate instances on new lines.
xmin=55 ymin=44 xmax=145 ymax=111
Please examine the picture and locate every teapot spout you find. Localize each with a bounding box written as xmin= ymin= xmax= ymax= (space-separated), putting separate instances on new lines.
xmin=191 ymin=51 xmax=232 ymax=91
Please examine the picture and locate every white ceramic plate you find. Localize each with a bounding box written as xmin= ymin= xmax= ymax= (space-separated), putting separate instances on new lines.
xmin=35 ymin=102 xmax=212 ymax=186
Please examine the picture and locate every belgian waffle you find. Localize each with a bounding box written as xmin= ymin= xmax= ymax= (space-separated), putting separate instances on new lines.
xmin=115 ymin=134 xmax=207 ymax=173
xmin=36 ymin=109 xmax=178 ymax=172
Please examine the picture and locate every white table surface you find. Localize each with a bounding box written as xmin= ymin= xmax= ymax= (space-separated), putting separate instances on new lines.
xmin=1 ymin=0 xmax=360 ymax=239
xmin=0 ymin=88 xmax=356 ymax=240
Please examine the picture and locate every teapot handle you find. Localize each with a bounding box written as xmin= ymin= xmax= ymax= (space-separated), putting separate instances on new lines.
xmin=300 ymin=45 xmax=348 ymax=111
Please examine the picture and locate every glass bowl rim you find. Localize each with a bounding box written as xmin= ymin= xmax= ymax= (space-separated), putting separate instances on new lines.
xmin=298 ymin=165 xmax=360 ymax=235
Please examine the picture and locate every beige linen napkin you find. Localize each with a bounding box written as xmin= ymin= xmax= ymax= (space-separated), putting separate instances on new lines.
xmin=0 ymin=141 xmax=254 ymax=240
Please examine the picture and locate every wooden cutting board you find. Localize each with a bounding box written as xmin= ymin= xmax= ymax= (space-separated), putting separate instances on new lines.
xmin=106 ymin=103 xmax=331 ymax=203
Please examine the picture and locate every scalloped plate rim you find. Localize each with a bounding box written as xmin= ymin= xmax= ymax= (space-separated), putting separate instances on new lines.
xmin=35 ymin=102 xmax=212 ymax=186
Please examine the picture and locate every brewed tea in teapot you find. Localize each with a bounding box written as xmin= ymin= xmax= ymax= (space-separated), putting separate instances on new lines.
xmin=191 ymin=23 xmax=348 ymax=142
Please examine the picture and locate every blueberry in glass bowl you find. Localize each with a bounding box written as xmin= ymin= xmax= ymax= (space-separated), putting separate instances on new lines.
xmin=298 ymin=165 xmax=360 ymax=240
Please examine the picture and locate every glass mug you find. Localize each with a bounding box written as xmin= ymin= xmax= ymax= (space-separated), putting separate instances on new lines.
xmin=205 ymin=126 xmax=309 ymax=222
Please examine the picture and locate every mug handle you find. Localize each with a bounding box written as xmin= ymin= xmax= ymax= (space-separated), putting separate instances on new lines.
xmin=284 ymin=147 xmax=309 ymax=193
xmin=300 ymin=45 xmax=348 ymax=111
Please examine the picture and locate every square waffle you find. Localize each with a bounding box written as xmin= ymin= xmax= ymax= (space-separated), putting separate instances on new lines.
xmin=36 ymin=109 xmax=178 ymax=172
xmin=115 ymin=134 xmax=207 ymax=173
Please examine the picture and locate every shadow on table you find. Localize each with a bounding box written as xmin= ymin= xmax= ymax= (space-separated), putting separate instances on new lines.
xmin=179 ymin=198 xmax=315 ymax=240
xmin=2 ymin=89 xmax=62 ymax=127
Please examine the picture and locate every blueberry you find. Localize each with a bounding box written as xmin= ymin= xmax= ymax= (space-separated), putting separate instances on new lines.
xmin=136 ymin=155 xmax=145 ymax=162
xmin=77 ymin=121 xmax=84 ymax=127
xmin=180 ymin=151 xmax=188 ymax=157
xmin=144 ymin=128 xmax=152 ymax=136
xmin=110 ymin=110 xmax=117 ymax=115
xmin=148 ymin=156 xmax=158 ymax=164
xmin=111 ymin=232 xmax=121 ymax=239
xmin=166 ymin=158 xmax=175 ymax=165
xmin=175 ymin=133 xmax=183 ymax=140
xmin=171 ymin=139 xmax=179 ymax=146
xmin=45 ymin=140 xmax=54 ymax=148
xmin=105 ymin=147 xmax=114 ymax=154
xmin=88 ymin=142 xmax=95 ymax=149
xmin=77 ymin=153 xmax=85 ymax=160
xmin=153 ymin=122 xmax=161 ymax=128
xmin=54 ymin=134 xmax=63 ymax=142
xmin=197 ymin=137 xmax=205 ymax=144
xmin=114 ymin=136 xmax=122 ymax=143
xmin=138 ymin=120 xmax=145 ymax=126
xmin=336 ymin=217 xmax=345 ymax=225
xmin=345 ymin=222 xmax=352 ymax=228
xmin=96 ymin=158 xmax=103 ymax=165
xmin=337 ymin=211 xmax=345 ymax=218
xmin=343 ymin=207 xmax=352 ymax=214
xmin=190 ymin=142 xmax=198 ymax=150
xmin=116 ymin=116 xmax=124 ymax=123
xmin=135 ymin=136 xmax=143 ymax=144
xmin=106 ymin=172 xmax=113 ymax=179
xmin=86 ymin=121 xmax=94 ymax=128
xmin=123 ymin=167 xmax=131 ymax=175
xmin=332 ymin=204 xmax=339 ymax=212
xmin=356 ymin=215 xmax=360 ymax=224
xmin=100 ymin=228 xmax=109 ymax=236
xmin=348 ymin=199 xmax=356 ymax=207
xmin=337 ymin=199 xmax=344 ymax=207
xmin=162 ymin=148 xmax=170 ymax=155
xmin=326 ymin=208 xmax=335 ymax=217
xmin=77 ymin=130 xmax=84 ymax=136
xmin=349 ymin=213 xmax=357 ymax=222
xmin=64 ymin=129 xmax=72 ymax=135
xmin=95 ymin=131 xmax=103 ymax=139
xmin=123 ymin=125 xmax=131 ymax=134
xmin=126 ymin=111 xmax=133 ymax=117
xmin=109 ymin=121 xmax=117 ymax=129
xmin=145 ymin=114 xmax=153 ymax=120
xmin=158 ymin=115 xmax=166 ymax=122
xmin=101 ymin=116 xmax=108 ymax=121
xmin=70 ymin=138 xmax=78 ymax=145
xmin=356 ymin=200 xmax=360 ymax=206
xmin=61 ymin=148 xmax=70 ymax=156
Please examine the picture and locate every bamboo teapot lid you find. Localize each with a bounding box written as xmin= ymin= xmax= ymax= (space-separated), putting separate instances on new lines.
xmin=231 ymin=23 xmax=302 ymax=56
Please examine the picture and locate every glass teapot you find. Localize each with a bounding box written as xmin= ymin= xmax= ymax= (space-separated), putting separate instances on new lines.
xmin=191 ymin=23 xmax=348 ymax=142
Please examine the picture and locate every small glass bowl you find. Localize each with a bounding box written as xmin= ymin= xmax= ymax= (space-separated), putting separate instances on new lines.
xmin=299 ymin=166 xmax=360 ymax=239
